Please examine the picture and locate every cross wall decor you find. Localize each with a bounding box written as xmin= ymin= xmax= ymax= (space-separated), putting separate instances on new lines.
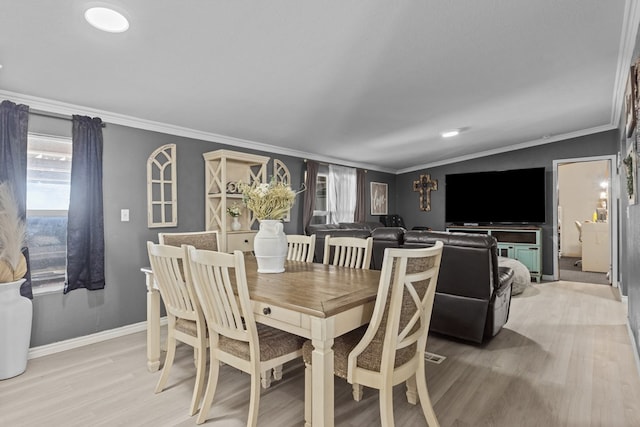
xmin=413 ymin=174 xmax=438 ymax=211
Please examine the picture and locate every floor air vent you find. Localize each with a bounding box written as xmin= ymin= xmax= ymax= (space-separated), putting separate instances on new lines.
xmin=424 ymin=352 xmax=446 ymax=364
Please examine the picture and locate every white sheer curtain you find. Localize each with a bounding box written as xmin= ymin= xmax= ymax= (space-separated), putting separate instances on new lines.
xmin=328 ymin=164 xmax=357 ymax=224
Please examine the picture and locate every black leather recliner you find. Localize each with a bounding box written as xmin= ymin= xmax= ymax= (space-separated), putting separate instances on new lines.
xmin=370 ymin=227 xmax=405 ymax=270
xmin=402 ymin=230 xmax=514 ymax=343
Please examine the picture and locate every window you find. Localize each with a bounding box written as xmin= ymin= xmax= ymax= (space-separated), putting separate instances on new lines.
xmin=311 ymin=173 xmax=328 ymax=224
xmin=26 ymin=133 xmax=72 ymax=292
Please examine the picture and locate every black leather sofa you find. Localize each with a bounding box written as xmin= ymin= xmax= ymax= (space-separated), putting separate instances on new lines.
xmin=304 ymin=224 xmax=514 ymax=343
xmin=402 ymin=230 xmax=513 ymax=343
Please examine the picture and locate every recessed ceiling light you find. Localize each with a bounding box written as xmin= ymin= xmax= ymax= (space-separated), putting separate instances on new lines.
xmin=84 ymin=7 xmax=129 ymax=33
xmin=441 ymin=129 xmax=460 ymax=138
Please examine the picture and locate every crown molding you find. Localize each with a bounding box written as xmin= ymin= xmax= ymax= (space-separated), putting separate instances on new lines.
xmin=396 ymin=124 xmax=616 ymax=174
xmin=0 ymin=89 xmax=396 ymax=174
xmin=610 ymin=0 xmax=640 ymax=126
xmin=0 ymin=89 xmax=620 ymax=176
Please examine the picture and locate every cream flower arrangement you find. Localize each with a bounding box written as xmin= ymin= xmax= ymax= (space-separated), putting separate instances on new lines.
xmin=0 ymin=182 xmax=27 ymax=283
xmin=238 ymin=179 xmax=300 ymax=220
xmin=226 ymin=203 xmax=242 ymax=218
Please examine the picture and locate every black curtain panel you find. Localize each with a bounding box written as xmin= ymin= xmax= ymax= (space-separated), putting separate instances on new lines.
xmin=65 ymin=115 xmax=105 ymax=293
xmin=302 ymin=160 xmax=319 ymax=234
xmin=354 ymin=168 xmax=366 ymax=223
xmin=0 ymin=100 xmax=33 ymax=298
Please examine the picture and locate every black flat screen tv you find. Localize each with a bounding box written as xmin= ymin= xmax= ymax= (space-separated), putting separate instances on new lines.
xmin=445 ymin=167 xmax=546 ymax=225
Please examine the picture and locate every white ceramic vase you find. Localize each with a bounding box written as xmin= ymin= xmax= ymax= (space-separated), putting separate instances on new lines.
xmin=231 ymin=216 xmax=241 ymax=231
xmin=0 ymin=279 xmax=32 ymax=380
xmin=253 ymin=219 xmax=287 ymax=273
xmin=231 ymin=216 xmax=242 ymax=231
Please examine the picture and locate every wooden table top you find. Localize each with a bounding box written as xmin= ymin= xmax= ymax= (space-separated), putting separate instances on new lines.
xmin=244 ymin=257 xmax=381 ymax=319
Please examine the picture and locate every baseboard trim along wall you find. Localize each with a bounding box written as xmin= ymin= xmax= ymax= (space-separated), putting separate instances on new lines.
xmin=28 ymin=317 xmax=168 ymax=360
xmin=628 ymin=321 xmax=640 ymax=380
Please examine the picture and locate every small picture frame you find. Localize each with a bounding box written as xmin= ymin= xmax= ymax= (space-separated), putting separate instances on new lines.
xmin=370 ymin=182 xmax=388 ymax=215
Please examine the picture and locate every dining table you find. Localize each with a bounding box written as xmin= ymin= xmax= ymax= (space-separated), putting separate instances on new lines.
xmin=141 ymin=256 xmax=381 ymax=427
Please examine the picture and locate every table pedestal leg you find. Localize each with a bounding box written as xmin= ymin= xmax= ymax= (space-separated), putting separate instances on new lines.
xmin=309 ymin=317 xmax=335 ymax=427
xmin=145 ymin=272 xmax=161 ymax=372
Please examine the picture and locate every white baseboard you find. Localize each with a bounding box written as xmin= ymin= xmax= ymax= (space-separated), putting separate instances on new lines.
xmin=28 ymin=317 xmax=168 ymax=360
xmin=628 ymin=321 xmax=640 ymax=380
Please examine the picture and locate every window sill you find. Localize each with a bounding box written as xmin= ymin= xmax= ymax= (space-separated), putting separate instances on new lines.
xmin=32 ymin=282 xmax=65 ymax=296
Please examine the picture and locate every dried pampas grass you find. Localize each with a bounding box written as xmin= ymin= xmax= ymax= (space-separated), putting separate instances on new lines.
xmin=0 ymin=182 xmax=27 ymax=281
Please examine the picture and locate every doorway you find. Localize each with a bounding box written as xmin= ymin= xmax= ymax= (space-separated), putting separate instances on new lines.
xmin=552 ymin=155 xmax=618 ymax=286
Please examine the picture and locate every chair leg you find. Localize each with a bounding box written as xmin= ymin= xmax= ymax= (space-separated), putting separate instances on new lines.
xmin=416 ymin=363 xmax=440 ymax=427
xmin=304 ymin=363 xmax=312 ymax=427
xmin=352 ymin=383 xmax=363 ymax=401
xmin=196 ymin=350 xmax=220 ymax=425
xmin=189 ymin=344 xmax=207 ymax=416
xmin=405 ymin=375 xmax=418 ymax=405
xmin=261 ymin=369 xmax=272 ymax=388
xmin=379 ymin=386 xmax=395 ymax=427
xmin=273 ymin=364 xmax=283 ymax=381
xmin=248 ymin=371 xmax=261 ymax=427
xmin=155 ymin=323 xmax=176 ymax=393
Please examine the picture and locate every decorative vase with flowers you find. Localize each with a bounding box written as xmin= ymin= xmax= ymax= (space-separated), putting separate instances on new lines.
xmin=226 ymin=203 xmax=243 ymax=231
xmin=238 ymin=179 xmax=301 ymax=273
xmin=0 ymin=181 xmax=32 ymax=380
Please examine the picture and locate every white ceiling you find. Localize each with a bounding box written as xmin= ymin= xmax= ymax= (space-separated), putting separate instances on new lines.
xmin=1 ymin=1 xmax=638 ymax=173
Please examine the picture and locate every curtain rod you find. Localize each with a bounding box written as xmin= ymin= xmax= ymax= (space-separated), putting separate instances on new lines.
xmin=30 ymin=109 xmax=107 ymax=127
xmin=303 ymin=158 xmax=367 ymax=172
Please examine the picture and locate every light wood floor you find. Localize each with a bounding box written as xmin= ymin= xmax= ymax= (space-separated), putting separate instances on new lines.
xmin=2 ymin=281 xmax=640 ymax=426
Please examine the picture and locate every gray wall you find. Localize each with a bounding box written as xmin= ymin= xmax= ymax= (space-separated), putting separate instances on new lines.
xmin=395 ymin=130 xmax=619 ymax=278
xmin=620 ymin=27 xmax=640 ymax=363
xmin=23 ymin=107 xmax=639 ymax=369
xmin=27 ymin=115 xmax=395 ymax=347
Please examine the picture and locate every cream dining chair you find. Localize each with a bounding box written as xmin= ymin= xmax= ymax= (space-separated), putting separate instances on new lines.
xmin=262 ymin=233 xmax=317 ymax=384
xmin=286 ymin=234 xmax=316 ymax=262
xmin=158 ymin=231 xmax=219 ymax=363
xmin=323 ymin=235 xmax=373 ymax=269
xmin=303 ymin=242 xmax=444 ymax=427
xmin=146 ymin=242 xmax=207 ymax=417
xmin=185 ymin=247 xmax=306 ymax=426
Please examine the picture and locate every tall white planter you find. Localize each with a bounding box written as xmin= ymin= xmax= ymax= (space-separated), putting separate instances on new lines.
xmin=0 ymin=279 xmax=32 ymax=380
xmin=253 ymin=220 xmax=287 ymax=273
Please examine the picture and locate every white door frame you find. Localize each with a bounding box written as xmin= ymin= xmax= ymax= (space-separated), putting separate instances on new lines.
xmin=552 ymin=155 xmax=619 ymax=286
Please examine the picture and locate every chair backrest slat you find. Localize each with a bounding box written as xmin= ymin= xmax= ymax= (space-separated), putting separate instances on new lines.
xmin=147 ymin=242 xmax=199 ymax=321
xmin=323 ymin=236 xmax=373 ymax=270
xmin=187 ymin=247 xmax=256 ymax=345
xmin=286 ymin=234 xmax=316 ymax=262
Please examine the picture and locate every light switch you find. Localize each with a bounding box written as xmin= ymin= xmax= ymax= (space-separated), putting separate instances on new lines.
xmin=121 ymin=209 xmax=130 ymax=222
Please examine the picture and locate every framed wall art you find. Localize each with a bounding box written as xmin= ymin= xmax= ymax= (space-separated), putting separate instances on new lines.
xmin=147 ymin=143 xmax=177 ymax=228
xmin=370 ymin=182 xmax=388 ymax=215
